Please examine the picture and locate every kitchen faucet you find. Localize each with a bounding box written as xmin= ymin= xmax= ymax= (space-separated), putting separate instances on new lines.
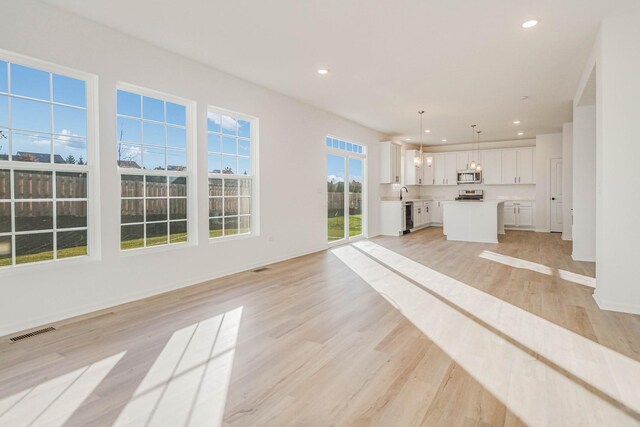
xmin=400 ymin=186 xmax=408 ymax=201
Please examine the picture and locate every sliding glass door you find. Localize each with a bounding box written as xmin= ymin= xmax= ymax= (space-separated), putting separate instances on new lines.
xmin=326 ymin=137 xmax=366 ymax=243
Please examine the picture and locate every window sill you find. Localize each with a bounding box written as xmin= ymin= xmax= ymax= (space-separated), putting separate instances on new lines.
xmin=119 ymin=241 xmax=195 ymax=257
xmin=209 ymin=232 xmax=257 ymax=244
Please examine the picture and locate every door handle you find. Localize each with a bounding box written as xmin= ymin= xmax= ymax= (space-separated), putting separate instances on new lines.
xmin=551 ymin=197 xmax=556 ymax=200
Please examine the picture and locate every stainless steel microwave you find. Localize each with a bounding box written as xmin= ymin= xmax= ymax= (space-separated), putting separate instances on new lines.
xmin=457 ymin=169 xmax=482 ymax=184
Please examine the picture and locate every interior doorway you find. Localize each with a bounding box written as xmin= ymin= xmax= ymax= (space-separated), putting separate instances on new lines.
xmin=550 ymin=157 xmax=563 ymax=233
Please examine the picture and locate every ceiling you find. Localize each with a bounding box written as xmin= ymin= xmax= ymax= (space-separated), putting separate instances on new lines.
xmin=41 ymin=0 xmax=637 ymax=145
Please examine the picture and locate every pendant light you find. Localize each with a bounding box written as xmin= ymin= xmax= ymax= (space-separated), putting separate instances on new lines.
xmin=476 ymin=130 xmax=482 ymax=172
xmin=469 ymin=125 xmax=477 ymax=170
xmin=415 ymin=110 xmax=425 ymax=168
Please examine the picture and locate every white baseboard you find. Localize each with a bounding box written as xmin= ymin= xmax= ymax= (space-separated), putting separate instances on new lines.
xmin=561 ymin=233 xmax=573 ymax=241
xmin=1 ymin=244 xmax=328 ymax=337
xmin=593 ymin=292 xmax=640 ymax=315
xmin=572 ymin=252 xmax=596 ymax=262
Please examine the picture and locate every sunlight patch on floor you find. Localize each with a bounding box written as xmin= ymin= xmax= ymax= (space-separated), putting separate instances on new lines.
xmin=333 ymin=243 xmax=639 ymax=426
xmin=0 ymin=351 xmax=125 ymax=427
xmin=113 ymin=307 xmax=243 ymax=427
xmin=479 ymin=250 xmax=596 ymax=288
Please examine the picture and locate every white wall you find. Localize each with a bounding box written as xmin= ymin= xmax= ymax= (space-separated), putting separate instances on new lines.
xmin=591 ymin=10 xmax=640 ymax=314
xmin=572 ymin=105 xmax=596 ymax=261
xmin=534 ymin=134 xmax=563 ymax=232
xmin=562 ymin=123 xmax=573 ymax=240
xmin=0 ymin=1 xmax=384 ymax=336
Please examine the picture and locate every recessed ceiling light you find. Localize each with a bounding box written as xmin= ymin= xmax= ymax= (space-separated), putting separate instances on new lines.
xmin=442 ymin=139 xmax=447 ymax=142
xmin=317 ymin=69 xmax=329 ymax=75
xmin=522 ymin=20 xmax=539 ymax=29
xmin=405 ymin=138 xmax=411 ymax=141
xmin=518 ymin=132 xmax=524 ymax=136
xmin=513 ymin=120 xmax=521 ymax=124
xmin=425 ymin=129 xmax=431 ymax=133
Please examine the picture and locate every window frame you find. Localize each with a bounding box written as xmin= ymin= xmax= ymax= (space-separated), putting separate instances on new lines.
xmin=116 ymin=82 xmax=197 ymax=253
xmin=0 ymin=49 xmax=99 ymax=270
xmin=207 ymin=105 xmax=259 ymax=242
xmin=325 ymin=135 xmax=367 ymax=246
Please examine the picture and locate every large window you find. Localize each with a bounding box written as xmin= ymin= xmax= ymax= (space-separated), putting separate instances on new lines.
xmin=326 ymin=137 xmax=365 ymax=243
xmin=207 ymin=109 xmax=255 ymax=238
xmin=0 ymin=58 xmax=91 ymax=267
xmin=117 ymin=87 xmax=191 ymax=250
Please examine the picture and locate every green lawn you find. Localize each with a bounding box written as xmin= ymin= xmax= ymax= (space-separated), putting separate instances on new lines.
xmin=0 ymin=245 xmax=88 ymax=267
xmin=121 ymin=233 xmax=188 ymax=250
xmin=328 ymin=214 xmax=362 ymax=241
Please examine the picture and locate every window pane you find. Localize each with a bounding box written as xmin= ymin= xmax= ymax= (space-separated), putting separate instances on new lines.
xmin=239 ymin=197 xmax=250 ymax=215
xmin=222 ymin=136 xmax=236 ymax=155
xmin=121 ymin=224 xmax=144 ymax=250
xmin=167 ymin=127 xmax=186 ymax=148
xmin=224 ymin=216 xmax=238 ymax=236
xmin=166 ymin=102 xmax=186 ymax=126
xmin=16 ymin=233 xmax=53 ymax=264
xmin=143 ymin=146 xmax=166 ymax=170
xmin=53 ymin=104 xmax=87 ymax=137
xmin=0 ymin=129 xmax=7 ymax=160
xmin=14 ymin=170 xmax=53 ymax=199
xmin=143 ymin=122 xmax=165 ymax=147
xmin=117 ymin=90 xmax=141 ymax=118
xmin=239 ymin=215 xmax=250 ymax=234
xmin=209 ymin=197 xmax=222 ymax=217
xmin=57 ymin=230 xmax=87 ymax=259
xmin=169 ymin=221 xmax=187 ymax=243
xmin=238 ymin=139 xmax=250 ymax=156
xmin=117 ymin=144 xmax=142 ymax=169
xmin=239 ymin=179 xmax=251 ymax=196
xmin=117 ymin=117 xmax=142 ymax=144
xmin=207 ymin=112 xmax=221 ymax=133
xmin=0 ymin=235 xmax=10 ymax=267
xmin=0 ymin=202 xmax=10 ymax=233
xmin=223 ymin=156 xmax=236 ymax=174
xmin=209 ymin=217 xmax=222 ymax=238
xmin=327 ymin=154 xmax=345 ymax=242
xmin=167 ymin=149 xmax=186 ymax=171
xmin=208 ymin=154 xmax=222 ymax=173
xmin=52 ymin=74 xmax=86 ymax=108
xmin=54 ymin=136 xmax=87 ymax=165
xmin=0 ymin=169 xmax=10 ymax=199
xmin=224 ymin=197 xmax=238 ymax=216
xmin=12 ymin=131 xmax=51 ymax=163
xmin=146 ymin=222 xmax=167 ymax=246
xmin=15 ymin=202 xmax=53 ymax=231
xmin=146 ymin=199 xmax=167 ymax=222
xmin=238 ymin=157 xmax=251 ymax=176
xmin=56 ymin=201 xmax=87 ymax=228
xmin=56 ymin=172 xmax=87 ymax=198
xmin=143 ymin=96 xmax=164 ymax=122
xmin=11 ymin=98 xmax=51 ymax=133
xmin=121 ymin=174 xmax=144 ymax=197
xmin=221 ymin=115 xmax=237 ymax=135
xmin=121 ymin=199 xmax=144 ymax=223
xmin=169 ymin=177 xmax=187 ymax=196
xmin=0 ymin=95 xmax=7 ymax=128
xmin=0 ymin=61 xmax=7 ymax=94
xmin=169 ymin=198 xmax=186 ymax=220
xmin=349 ymin=158 xmax=363 ymax=237
xmin=11 ymin=64 xmax=50 ymax=101
xmin=238 ymin=120 xmax=250 ymax=138
xmin=326 ymin=137 xmax=332 ymax=147
xmin=224 ymin=179 xmax=238 ymax=196
xmin=208 ymin=178 xmax=222 ymax=197
xmin=146 ymin=175 xmax=167 ymax=197
xmin=208 ymin=134 xmax=221 ymax=153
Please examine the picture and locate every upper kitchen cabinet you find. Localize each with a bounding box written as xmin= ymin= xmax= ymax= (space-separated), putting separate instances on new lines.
xmin=404 ymin=149 xmax=425 ymax=185
xmin=480 ymin=149 xmax=502 ymax=184
xmin=502 ymin=147 xmax=535 ymax=184
xmin=434 ymin=152 xmax=457 ymax=185
xmin=456 ymin=151 xmax=471 ymax=170
xmin=380 ymin=141 xmax=402 ymax=184
xmin=423 ymin=153 xmax=435 ymax=185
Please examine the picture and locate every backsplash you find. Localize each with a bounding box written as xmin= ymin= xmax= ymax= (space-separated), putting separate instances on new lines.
xmin=379 ymin=183 xmax=535 ymax=200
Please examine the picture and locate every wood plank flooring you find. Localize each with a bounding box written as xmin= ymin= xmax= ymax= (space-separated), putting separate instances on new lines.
xmin=1 ymin=229 xmax=639 ymax=426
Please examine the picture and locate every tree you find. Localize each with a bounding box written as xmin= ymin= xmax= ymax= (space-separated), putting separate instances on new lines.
xmin=65 ymin=154 xmax=77 ymax=165
xmin=77 ymin=156 xmax=85 ymax=165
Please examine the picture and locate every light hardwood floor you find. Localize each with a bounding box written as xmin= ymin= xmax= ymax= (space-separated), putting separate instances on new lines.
xmin=1 ymin=229 xmax=639 ymax=426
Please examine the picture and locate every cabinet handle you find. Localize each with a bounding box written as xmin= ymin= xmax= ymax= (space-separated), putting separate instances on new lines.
xmin=514 ymin=177 xmax=516 ymax=183
xmin=519 ymin=177 xmax=521 ymax=183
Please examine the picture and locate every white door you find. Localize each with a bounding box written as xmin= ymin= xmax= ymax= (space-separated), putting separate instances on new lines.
xmin=550 ymin=157 xmax=563 ymax=232
xmin=502 ymin=149 xmax=518 ymax=184
xmin=480 ymin=150 xmax=502 ymax=184
xmin=517 ymin=148 xmax=535 ymax=184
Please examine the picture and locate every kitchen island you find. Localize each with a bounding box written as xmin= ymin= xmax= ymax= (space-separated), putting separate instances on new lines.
xmin=442 ymin=200 xmax=505 ymax=244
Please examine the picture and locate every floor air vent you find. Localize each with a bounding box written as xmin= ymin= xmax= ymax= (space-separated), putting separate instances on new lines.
xmin=253 ymin=267 xmax=269 ymax=273
xmin=9 ymin=327 xmax=56 ymax=343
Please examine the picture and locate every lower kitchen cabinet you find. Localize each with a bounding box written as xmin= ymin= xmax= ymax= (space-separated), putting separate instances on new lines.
xmin=504 ymin=202 xmax=534 ymax=229
xmin=413 ymin=201 xmax=431 ymax=228
xmin=430 ymin=201 xmax=444 ymax=224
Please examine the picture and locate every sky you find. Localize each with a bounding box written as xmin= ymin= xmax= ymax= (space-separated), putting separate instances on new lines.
xmin=327 ymin=154 xmax=363 ymax=183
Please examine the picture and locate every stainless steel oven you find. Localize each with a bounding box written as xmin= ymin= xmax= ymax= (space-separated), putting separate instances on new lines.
xmin=457 ymin=169 xmax=482 ymax=184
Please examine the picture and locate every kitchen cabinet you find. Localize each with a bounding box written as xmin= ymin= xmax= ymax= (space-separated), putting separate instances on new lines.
xmin=404 ymin=150 xmax=425 ymax=185
xmin=502 ymin=148 xmax=535 ymax=184
xmin=456 ymin=151 xmax=471 ymax=170
xmin=430 ymin=200 xmax=444 ymax=224
xmin=504 ymin=201 xmax=534 ymax=228
xmin=479 ymin=149 xmax=502 ymax=184
xmin=422 ymin=153 xmax=434 ymax=185
xmin=380 ymin=141 xmax=402 ymax=184
xmin=434 ymin=152 xmax=457 ymax=185
xmin=413 ymin=201 xmax=431 ymax=228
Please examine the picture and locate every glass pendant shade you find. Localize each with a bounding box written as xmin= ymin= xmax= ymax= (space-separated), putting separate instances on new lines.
xmin=469 ymin=159 xmax=477 ymax=169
